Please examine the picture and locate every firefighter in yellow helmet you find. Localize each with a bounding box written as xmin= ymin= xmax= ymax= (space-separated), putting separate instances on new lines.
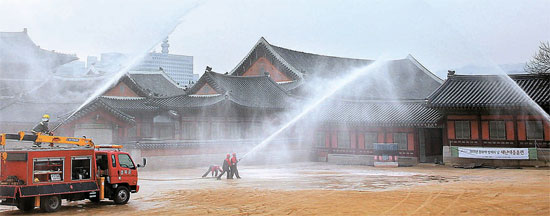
xmin=31 ymin=114 xmax=51 ymax=147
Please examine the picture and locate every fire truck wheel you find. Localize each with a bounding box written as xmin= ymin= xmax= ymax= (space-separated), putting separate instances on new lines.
xmin=114 ymin=186 xmax=130 ymax=204
xmin=40 ymin=195 xmax=61 ymax=212
xmin=16 ymin=197 xmax=34 ymax=212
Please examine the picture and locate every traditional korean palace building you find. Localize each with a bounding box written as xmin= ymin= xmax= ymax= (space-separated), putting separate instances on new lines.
xmin=51 ymin=38 xmax=446 ymax=166
xmin=1 ymin=32 xmax=548 ymax=167
xmin=427 ymin=73 xmax=550 ymax=166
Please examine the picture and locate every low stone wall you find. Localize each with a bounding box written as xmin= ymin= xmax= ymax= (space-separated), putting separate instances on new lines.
xmin=126 ymin=148 xmax=312 ymax=171
xmin=397 ymin=157 xmax=419 ymax=166
xmin=327 ymin=154 xmax=419 ymax=166
xmin=327 ymin=154 xmax=374 ymax=165
xmin=443 ymin=146 xmax=550 ymax=167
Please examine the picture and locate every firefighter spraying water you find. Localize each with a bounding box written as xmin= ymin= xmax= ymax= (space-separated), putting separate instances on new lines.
xmin=31 ymin=114 xmax=53 ymax=147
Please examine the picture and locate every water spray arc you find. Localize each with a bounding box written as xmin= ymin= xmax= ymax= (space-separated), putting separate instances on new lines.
xmin=500 ymin=75 xmax=550 ymax=122
xmin=240 ymin=60 xmax=387 ymax=161
xmin=51 ymin=1 xmax=206 ymax=132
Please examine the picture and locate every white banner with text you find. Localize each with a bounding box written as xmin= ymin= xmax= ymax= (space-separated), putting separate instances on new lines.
xmin=457 ymin=147 xmax=529 ymax=160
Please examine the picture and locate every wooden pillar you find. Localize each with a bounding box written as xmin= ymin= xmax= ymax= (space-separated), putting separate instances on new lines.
xmin=178 ymin=115 xmax=183 ymax=140
xmin=477 ymin=114 xmax=483 ymax=147
xmin=514 ymin=114 xmax=519 ymax=147
xmin=415 ymin=128 xmax=420 ymax=158
xmin=442 ymin=116 xmax=448 ymax=146
xmin=383 ymin=128 xmax=387 ymax=143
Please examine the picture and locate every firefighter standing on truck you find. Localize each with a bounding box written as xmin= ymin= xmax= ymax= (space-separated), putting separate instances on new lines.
xmin=31 ymin=114 xmax=51 ymax=147
xmin=32 ymin=114 xmax=51 ymax=134
xmin=217 ymin=154 xmax=232 ymax=180
xmin=230 ymin=153 xmax=241 ymax=179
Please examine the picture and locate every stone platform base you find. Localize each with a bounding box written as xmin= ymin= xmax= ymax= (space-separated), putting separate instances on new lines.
xmin=443 ymin=146 xmax=550 ymax=167
xmin=374 ymin=161 xmax=398 ymax=167
xmin=326 ymin=154 xmax=419 ymax=166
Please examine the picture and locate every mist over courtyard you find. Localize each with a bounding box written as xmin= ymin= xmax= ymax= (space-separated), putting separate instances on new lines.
xmin=0 ymin=0 xmax=549 ymax=215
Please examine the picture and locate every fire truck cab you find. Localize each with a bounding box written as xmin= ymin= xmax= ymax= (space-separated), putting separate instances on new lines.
xmin=0 ymin=132 xmax=144 ymax=213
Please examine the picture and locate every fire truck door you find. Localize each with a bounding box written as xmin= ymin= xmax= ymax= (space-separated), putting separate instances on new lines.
xmin=117 ymin=153 xmax=137 ymax=185
xmin=109 ymin=153 xmax=121 ymax=183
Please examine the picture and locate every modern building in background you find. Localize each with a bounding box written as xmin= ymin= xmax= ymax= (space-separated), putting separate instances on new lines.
xmin=55 ymin=60 xmax=87 ymax=77
xmin=132 ymin=37 xmax=195 ymax=87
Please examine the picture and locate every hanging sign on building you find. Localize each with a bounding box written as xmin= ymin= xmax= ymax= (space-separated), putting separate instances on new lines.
xmin=457 ymin=147 xmax=530 ymax=160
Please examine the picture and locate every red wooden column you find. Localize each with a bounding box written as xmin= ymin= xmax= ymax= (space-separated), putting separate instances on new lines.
xmin=349 ymin=130 xmax=357 ymax=152
xmin=481 ymin=121 xmax=489 ymax=146
xmin=331 ymin=130 xmax=338 ymax=149
xmin=447 ymin=121 xmax=455 ymax=140
xmin=544 ymin=121 xmax=550 ymax=141
xmin=357 ymin=132 xmax=365 ymax=149
xmin=386 ymin=132 xmax=394 ymax=143
xmin=517 ymin=121 xmax=526 ymax=141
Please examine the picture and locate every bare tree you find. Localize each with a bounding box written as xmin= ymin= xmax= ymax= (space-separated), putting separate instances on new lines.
xmin=525 ymin=41 xmax=550 ymax=74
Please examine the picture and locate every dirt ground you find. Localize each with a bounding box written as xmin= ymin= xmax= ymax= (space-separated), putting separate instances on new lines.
xmin=1 ymin=163 xmax=549 ymax=215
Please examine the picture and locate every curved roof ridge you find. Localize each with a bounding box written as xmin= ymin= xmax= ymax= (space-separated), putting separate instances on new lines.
xmin=426 ymin=72 xmax=549 ymax=108
xmin=269 ymin=43 xmax=374 ymax=62
xmin=128 ymin=70 xmax=184 ymax=89
xmin=229 ymin=37 xmax=304 ymax=79
xmin=406 ymin=54 xmax=443 ymax=84
xmin=100 ymin=96 xmax=147 ymax=100
xmin=446 ymin=74 xmax=511 ymax=80
xmin=208 ymin=70 xmax=293 ymax=96
xmin=295 ymin=96 xmax=427 ymax=104
xmin=509 ymin=73 xmax=550 ymax=79
xmin=64 ymin=97 xmax=135 ymax=124
xmin=209 ymin=71 xmax=269 ymax=79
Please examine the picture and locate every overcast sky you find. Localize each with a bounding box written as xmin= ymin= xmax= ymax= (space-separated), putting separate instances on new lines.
xmin=1 ymin=0 xmax=549 ymax=78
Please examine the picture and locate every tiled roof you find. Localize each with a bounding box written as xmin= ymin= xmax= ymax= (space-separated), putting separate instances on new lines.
xmin=64 ymin=96 xmax=138 ymax=124
xmin=512 ymin=74 xmax=550 ymax=105
xmin=427 ymin=73 xmax=550 ymax=109
xmin=62 ymin=96 xmax=162 ymax=124
xmin=99 ymin=96 xmax=158 ymax=112
xmin=153 ymin=71 xmax=294 ymax=110
xmin=207 ymin=72 xmax=293 ymax=108
xmin=230 ymin=38 xmax=442 ymax=100
xmin=270 ymin=45 xmax=374 ymax=78
xmin=230 ymin=38 xmax=303 ymax=81
xmin=277 ymin=80 xmax=303 ymax=91
xmin=0 ymin=30 xmax=77 ymax=72
xmin=289 ymin=57 xmax=444 ymax=100
xmin=5 ymin=71 xmax=184 ymax=125
xmin=316 ymin=100 xmax=442 ymax=127
xmin=127 ymin=71 xmax=186 ymax=97
xmin=150 ymin=94 xmax=226 ymax=110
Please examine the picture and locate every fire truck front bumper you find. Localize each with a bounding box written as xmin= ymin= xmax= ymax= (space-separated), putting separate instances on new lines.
xmin=131 ymin=185 xmax=139 ymax=193
xmin=0 ymin=185 xmax=17 ymax=199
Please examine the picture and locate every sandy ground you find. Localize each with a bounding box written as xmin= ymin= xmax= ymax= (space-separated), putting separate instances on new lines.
xmin=1 ymin=163 xmax=549 ymax=215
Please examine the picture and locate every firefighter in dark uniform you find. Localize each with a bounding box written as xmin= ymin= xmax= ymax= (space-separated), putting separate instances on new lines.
xmin=32 ymin=114 xmax=51 ymax=134
xmin=216 ymin=154 xmax=233 ymax=180
xmin=202 ymin=165 xmax=222 ymax=178
xmin=230 ymin=153 xmax=241 ymax=179
xmin=31 ymin=114 xmax=51 ymax=147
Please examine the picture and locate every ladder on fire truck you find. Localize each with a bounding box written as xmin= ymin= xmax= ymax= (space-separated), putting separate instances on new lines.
xmin=0 ymin=131 xmax=123 ymax=149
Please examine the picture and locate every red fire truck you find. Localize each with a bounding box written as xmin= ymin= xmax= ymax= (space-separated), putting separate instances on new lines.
xmin=0 ymin=132 xmax=145 ymax=213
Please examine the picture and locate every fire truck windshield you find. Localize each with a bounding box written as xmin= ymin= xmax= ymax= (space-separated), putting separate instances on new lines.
xmin=118 ymin=154 xmax=135 ymax=169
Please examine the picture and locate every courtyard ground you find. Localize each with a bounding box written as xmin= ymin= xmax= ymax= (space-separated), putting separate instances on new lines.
xmin=1 ymin=163 xmax=548 ymax=215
